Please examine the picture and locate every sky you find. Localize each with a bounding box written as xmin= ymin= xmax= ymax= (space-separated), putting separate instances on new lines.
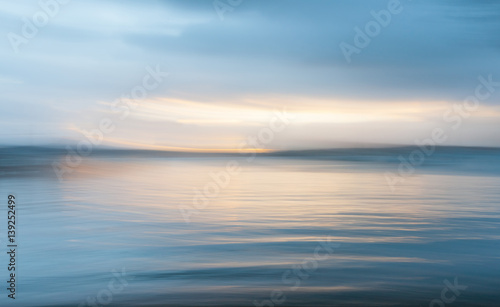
xmin=1 ymin=0 xmax=500 ymax=151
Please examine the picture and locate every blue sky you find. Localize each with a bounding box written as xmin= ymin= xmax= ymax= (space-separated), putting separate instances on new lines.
xmin=1 ymin=0 xmax=499 ymax=150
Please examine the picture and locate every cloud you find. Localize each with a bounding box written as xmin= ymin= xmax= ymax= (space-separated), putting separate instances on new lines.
xmin=0 ymin=0 xmax=499 ymax=147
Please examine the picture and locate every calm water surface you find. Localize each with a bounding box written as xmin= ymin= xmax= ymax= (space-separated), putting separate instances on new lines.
xmin=1 ymin=152 xmax=499 ymax=306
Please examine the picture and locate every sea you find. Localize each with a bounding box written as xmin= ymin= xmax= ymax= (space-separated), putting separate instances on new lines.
xmin=0 ymin=146 xmax=499 ymax=306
